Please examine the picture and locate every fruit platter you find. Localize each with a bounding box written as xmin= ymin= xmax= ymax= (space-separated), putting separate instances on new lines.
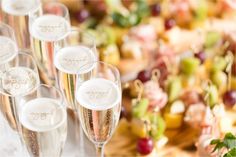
xmin=60 ymin=0 xmax=236 ymax=156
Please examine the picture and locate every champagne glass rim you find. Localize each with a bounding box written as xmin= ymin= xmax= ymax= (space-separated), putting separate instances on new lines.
xmin=0 ymin=52 xmax=40 ymax=97
xmin=0 ymin=22 xmax=18 ymax=64
xmin=0 ymin=22 xmax=16 ymax=40
xmin=42 ymin=1 xmax=69 ymax=19
xmin=17 ymin=51 xmax=38 ymax=69
xmin=70 ymin=26 xmax=96 ymax=48
xmin=0 ymin=22 xmax=15 ymax=33
xmin=0 ymin=51 xmax=37 ymax=67
xmin=77 ymin=61 xmax=120 ymax=82
xmin=35 ymin=84 xmax=65 ymax=107
xmin=56 ymin=27 xmax=96 ymax=51
xmin=1 ymin=0 xmax=41 ymax=14
xmin=18 ymin=51 xmax=35 ymax=59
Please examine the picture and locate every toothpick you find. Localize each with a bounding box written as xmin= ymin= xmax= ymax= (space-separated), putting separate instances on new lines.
xmin=143 ymin=120 xmax=150 ymax=137
xmin=190 ymin=44 xmax=198 ymax=54
xmin=151 ymin=69 xmax=160 ymax=82
xmin=134 ymin=79 xmax=144 ymax=102
xmin=223 ymin=41 xmax=230 ymax=51
xmin=122 ymin=82 xmax=130 ymax=90
xmin=225 ymin=51 xmax=234 ymax=91
xmin=202 ymin=80 xmax=212 ymax=107
xmin=162 ymin=56 xmax=174 ymax=74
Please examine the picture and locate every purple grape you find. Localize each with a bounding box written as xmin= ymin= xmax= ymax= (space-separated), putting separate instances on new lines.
xmin=223 ymin=90 xmax=236 ymax=107
xmin=165 ymin=18 xmax=175 ymax=30
xmin=150 ymin=3 xmax=161 ymax=16
xmin=194 ymin=51 xmax=206 ymax=64
xmin=137 ymin=70 xmax=151 ymax=83
xmin=75 ymin=9 xmax=90 ymax=23
xmin=137 ymin=137 xmax=154 ymax=155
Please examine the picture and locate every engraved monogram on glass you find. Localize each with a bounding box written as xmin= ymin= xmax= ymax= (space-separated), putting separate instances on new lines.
xmin=30 ymin=110 xmax=53 ymax=121
xmin=86 ymin=88 xmax=112 ymax=100
xmin=4 ymin=0 xmax=36 ymax=14
xmin=38 ymin=22 xmax=67 ymax=34
xmin=62 ymin=55 xmax=88 ymax=66
xmin=11 ymin=3 xmax=25 ymax=11
xmin=6 ymin=72 xmax=35 ymax=90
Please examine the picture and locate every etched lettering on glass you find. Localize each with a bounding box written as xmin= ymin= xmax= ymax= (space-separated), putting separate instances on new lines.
xmin=86 ymin=88 xmax=111 ymax=99
xmin=62 ymin=55 xmax=87 ymax=66
xmin=8 ymin=73 xmax=34 ymax=89
xmin=38 ymin=22 xmax=66 ymax=33
xmin=29 ymin=109 xmax=54 ymax=121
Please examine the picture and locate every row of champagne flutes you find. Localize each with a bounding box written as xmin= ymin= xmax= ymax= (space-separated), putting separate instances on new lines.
xmin=0 ymin=1 xmax=122 ymax=157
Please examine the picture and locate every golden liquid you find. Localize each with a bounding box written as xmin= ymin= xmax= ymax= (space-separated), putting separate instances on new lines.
xmin=21 ymin=117 xmax=67 ymax=157
xmin=78 ymin=103 xmax=121 ymax=144
xmin=20 ymin=98 xmax=67 ymax=157
xmin=2 ymin=12 xmax=31 ymax=50
xmin=0 ymin=95 xmax=18 ymax=130
xmin=30 ymin=14 xmax=70 ymax=87
xmin=57 ymin=71 xmax=76 ymax=110
xmin=31 ymin=38 xmax=57 ymax=86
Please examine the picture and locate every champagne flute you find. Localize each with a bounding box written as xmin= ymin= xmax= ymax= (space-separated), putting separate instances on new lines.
xmin=0 ymin=22 xmax=19 ymax=130
xmin=29 ymin=2 xmax=71 ymax=86
xmin=54 ymin=28 xmax=97 ymax=110
xmin=54 ymin=28 xmax=97 ymax=156
xmin=0 ymin=52 xmax=40 ymax=131
xmin=1 ymin=0 xmax=41 ymax=50
xmin=76 ymin=61 xmax=122 ymax=157
xmin=18 ymin=84 xmax=67 ymax=157
xmin=0 ymin=21 xmax=18 ymax=145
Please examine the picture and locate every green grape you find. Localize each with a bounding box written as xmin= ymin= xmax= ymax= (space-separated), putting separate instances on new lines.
xmin=167 ymin=76 xmax=182 ymax=102
xmin=180 ymin=57 xmax=200 ymax=75
xmin=208 ymin=85 xmax=218 ymax=108
xmin=132 ymin=98 xmax=149 ymax=118
xmin=205 ymin=31 xmax=221 ymax=48
xmin=148 ymin=113 xmax=165 ymax=140
xmin=193 ymin=0 xmax=207 ymax=21
xmin=97 ymin=25 xmax=116 ymax=46
xmin=211 ymin=57 xmax=227 ymax=72
xmin=211 ymin=71 xmax=227 ymax=89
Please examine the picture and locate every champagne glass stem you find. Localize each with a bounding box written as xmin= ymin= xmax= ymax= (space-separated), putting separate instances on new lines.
xmin=95 ymin=144 xmax=104 ymax=157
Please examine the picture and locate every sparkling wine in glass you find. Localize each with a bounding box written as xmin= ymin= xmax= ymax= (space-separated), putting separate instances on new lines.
xmin=29 ymin=2 xmax=71 ymax=86
xmin=19 ymin=84 xmax=67 ymax=157
xmin=54 ymin=28 xmax=97 ymax=156
xmin=1 ymin=0 xmax=41 ymax=50
xmin=54 ymin=28 xmax=97 ymax=110
xmin=76 ymin=61 xmax=122 ymax=157
xmin=0 ymin=52 xmax=40 ymax=131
